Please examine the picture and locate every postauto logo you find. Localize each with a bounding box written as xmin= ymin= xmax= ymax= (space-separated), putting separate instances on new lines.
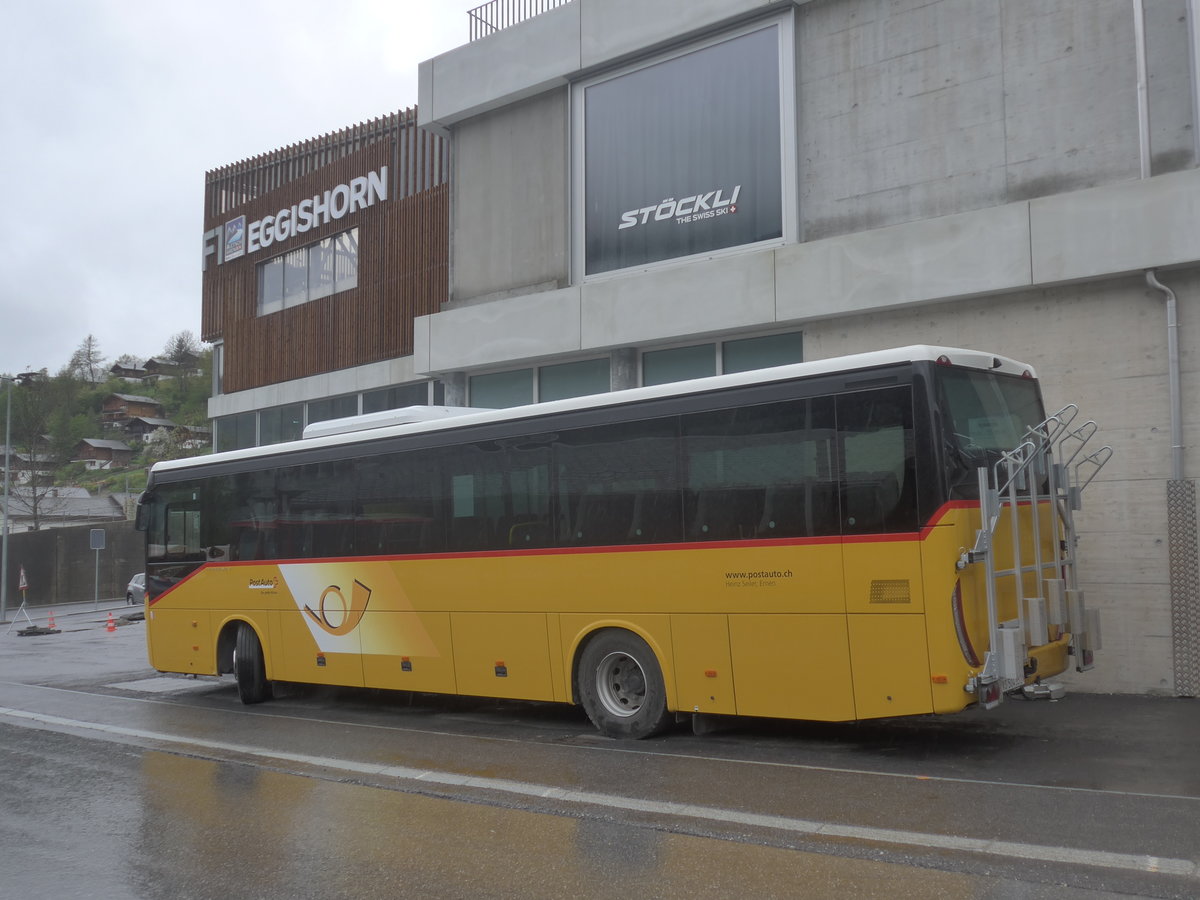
xmin=303 ymin=580 xmax=372 ymax=636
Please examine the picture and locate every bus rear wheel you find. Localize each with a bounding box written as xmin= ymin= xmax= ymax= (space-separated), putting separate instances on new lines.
xmin=234 ymin=623 xmax=273 ymax=705
xmin=578 ymin=630 xmax=670 ymax=739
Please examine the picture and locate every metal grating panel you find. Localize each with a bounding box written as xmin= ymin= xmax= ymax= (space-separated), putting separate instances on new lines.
xmin=1167 ymin=479 xmax=1200 ymax=696
xmin=869 ymin=579 xmax=911 ymax=604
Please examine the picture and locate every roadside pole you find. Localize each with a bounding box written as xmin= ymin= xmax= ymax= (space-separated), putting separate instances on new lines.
xmin=91 ymin=528 xmax=105 ymax=609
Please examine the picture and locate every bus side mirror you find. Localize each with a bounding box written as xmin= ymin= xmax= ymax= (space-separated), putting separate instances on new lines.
xmin=135 ymin=491 xmax=154 ymax=532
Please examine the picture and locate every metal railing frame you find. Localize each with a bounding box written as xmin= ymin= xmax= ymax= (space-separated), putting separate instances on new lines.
xmin=468 ymin=0 xmax=573 ymax=41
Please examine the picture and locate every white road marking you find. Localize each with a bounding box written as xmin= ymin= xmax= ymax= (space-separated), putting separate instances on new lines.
xmin=12 ymin=678 xmax=1200 ymax=804
xmin=107 ymin=677 xmax=224 ymax=693
xmin=0 ymin=704 xmax=1195 ymax=880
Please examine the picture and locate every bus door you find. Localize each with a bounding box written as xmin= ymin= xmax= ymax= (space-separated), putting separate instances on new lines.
xmin=720 ymin=395 xmax=853 ymax=721
xmin=837 ymin=385 xmax=932 ymax=719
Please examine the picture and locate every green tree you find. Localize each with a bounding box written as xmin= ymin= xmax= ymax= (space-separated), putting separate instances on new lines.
xmin=162 ymin=330 xmax=201 ymax=392
xmin=66 ymin=334 xmax=106 ymax=384
xmin=6 ymin=370 xmax=69 ymax=529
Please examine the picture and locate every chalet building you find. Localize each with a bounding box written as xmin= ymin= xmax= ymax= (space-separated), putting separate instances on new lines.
xmin=201 ymin=0 xmax=1200 ymax=699
xmin=73 ymin=438 xmax=133 ymax=470
xmin=102 ymin=394 xmax=163 ymax=427
xmin=143 ymin=355 xmax=201 ymax=381
xmin=109 ymin=362 xmax=147 ymax=382
xmin=4 ymin=451 xmax=55 ymax=486
xmin=123 ymin=416 xmax=178 ymax=441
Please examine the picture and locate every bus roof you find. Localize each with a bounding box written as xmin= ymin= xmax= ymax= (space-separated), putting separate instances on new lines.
xmin=151 ymin=345 xmax=1032 ymax=478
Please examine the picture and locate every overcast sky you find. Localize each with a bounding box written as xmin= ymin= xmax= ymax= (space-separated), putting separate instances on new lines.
xmin=0 ymin=0 xmax=472 ymax=376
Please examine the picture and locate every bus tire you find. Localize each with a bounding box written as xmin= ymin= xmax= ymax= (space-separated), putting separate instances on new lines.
xmin=578 ymin=630 xmax=670 ymax=739
xmin=234 ymin=623 xmax=272 ymax=705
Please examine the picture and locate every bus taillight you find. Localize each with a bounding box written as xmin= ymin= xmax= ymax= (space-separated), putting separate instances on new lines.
xmin=979 ymin=680 xmax=1003 ymax=708
xmin=951 ymin=580 xmax=981 ymax=667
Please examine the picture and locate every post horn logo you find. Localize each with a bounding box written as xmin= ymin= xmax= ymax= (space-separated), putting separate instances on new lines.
xmin=304 ymin=580 xmax=371 ymax=636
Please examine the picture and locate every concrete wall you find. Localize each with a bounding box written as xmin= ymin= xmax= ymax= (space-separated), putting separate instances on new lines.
xmin=418 ymin=167 xmax=1200 ymax=372
xmin=797 ymin=0 xmax=1152 ymax=239
xmin=426 ymin=0 xmax=1195 ymax=313
xmin=2 ymin=521 xmax=143 ymax=609
xmin=419 ymin=0 xmax=784 ymax=128
xmin=451 ymin=91 xmax=570 ymax=304
xmin=1146 ymin=0 xmax=1195 ymax=174
xmin=209 ymin=355 xmax=424 ymax=420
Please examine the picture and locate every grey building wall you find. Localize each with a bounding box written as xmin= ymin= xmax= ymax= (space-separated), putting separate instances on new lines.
xmin=796 ymin=0 xmax=1168 ymax=239
xmin=1146 ymin=0 xmax=1197 ymax=174
xmin=451 ymin=91 xmax=570 ymax=304
xmin=426 ymin=0 xmax=1195 ymax=274
xmin=416 ymin=0 xmax=1199 ymax=374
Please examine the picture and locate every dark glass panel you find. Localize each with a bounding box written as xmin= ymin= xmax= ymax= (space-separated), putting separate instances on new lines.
xmin=837 ymin=387 xmax=917 ymax=534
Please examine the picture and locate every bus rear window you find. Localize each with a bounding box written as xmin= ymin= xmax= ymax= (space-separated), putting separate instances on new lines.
xmin=938 ymin=369 xmax=1044 ymax=453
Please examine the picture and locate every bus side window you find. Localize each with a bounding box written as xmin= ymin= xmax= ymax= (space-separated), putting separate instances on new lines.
xmin=683 ymin=396 xmax=838 ymax=540
xmin=230 ymin=470 xmax=276 ymax=561
xmin=837 ymin=386 xmax=917 ymax=534
xmin=164 ymin=503 xmax=203 ymax=560
xmin=356 ymin=451 xmax=442 ymax=555
xmin=503 ymin=442 xmax=552 ymax=549
xmin=445 ymin=440 xmax=550 ymax=552
xmin=555 ymin=419 xmax=680 ymax=548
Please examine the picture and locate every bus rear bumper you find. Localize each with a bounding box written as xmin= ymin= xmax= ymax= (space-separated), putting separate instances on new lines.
xmin=1021 ymin=681 xmax=1066 ymax=700
xmin=1027 ymin=634 xmax=1072 ymax=680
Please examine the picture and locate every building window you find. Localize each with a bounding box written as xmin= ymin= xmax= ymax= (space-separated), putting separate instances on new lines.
xmin=643 ymin=344 xmax=716 ymax=386
xmin=362 ymin=382 xmax=433 ymax=414
xmin=722 ymin=332 xmax=803 ymax=373
xmin=259 ymin=404 xmax=304 ymax=445
xmin=212 ymin=341 xmax=224 ymax=396
xmin=576 ymin=20 xmax=792 ymax=277
xmin=257 ymin=227 xmax=359 ymax=315
xmin=539 ymin=358 xmax=610 ymax=402
xmin=470 ymin=369 xmax=534 ymax=408
xmin=216 ymin=411 xmax=257 ymax=452
xmin=306 ymin=395 xmax=358 ymax=425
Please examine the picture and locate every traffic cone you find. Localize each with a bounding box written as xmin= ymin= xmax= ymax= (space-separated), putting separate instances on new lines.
xmin=47 ymin=610 xmax=56 ymax=630
xmin=106 ymin=611 xmax=116 ymax=633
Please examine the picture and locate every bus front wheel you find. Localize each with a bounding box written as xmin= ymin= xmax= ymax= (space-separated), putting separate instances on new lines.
xmin=578 ymin=630 xmax=670 ymax=739
xmin=234 ymin=623 xmax=273 ymax=705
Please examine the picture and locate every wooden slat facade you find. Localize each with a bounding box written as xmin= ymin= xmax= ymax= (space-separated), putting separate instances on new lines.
xmin=201 ymin=109 xmax=448 ymax=396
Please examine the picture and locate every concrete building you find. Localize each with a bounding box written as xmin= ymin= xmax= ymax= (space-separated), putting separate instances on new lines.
xmin=205 ymin=0 xmax=1200 ymax=697
xmin=413 ymin=0 xmax=1200 ymax=697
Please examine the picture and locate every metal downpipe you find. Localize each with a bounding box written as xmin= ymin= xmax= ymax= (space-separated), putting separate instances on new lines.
xmin=1146 ymin=269 xmax=1183 ymax=480
xmin=1148 ymin=269 xmax=1199 ymax=697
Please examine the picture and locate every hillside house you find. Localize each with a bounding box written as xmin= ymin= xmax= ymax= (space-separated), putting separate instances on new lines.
xmin=102 ymin=394 xmax=163 ymax=428
xmin=74 ymin=438 xmax=133 ymax=470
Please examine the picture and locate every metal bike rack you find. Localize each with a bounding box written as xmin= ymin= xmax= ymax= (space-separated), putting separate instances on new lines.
xmin=968 ymin=406 xmax=1111 ymax=706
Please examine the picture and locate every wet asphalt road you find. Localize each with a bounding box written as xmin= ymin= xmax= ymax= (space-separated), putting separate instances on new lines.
xmin=0 ymin=603 xmax=1197 ymax=899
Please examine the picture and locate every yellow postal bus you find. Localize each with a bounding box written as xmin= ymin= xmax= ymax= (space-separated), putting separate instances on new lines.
xmin=137 ymin=346 xmax=1107 ymax=738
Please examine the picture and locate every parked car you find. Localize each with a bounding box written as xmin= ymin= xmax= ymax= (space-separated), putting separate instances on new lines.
xmin=126 ymin=573 xmax=145 ymax=605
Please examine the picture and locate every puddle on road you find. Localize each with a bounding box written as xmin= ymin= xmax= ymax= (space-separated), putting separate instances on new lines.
xmin=109 ymin=676 xmax=227 ymax=694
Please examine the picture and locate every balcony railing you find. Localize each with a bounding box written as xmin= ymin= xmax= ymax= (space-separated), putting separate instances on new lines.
xmin=468 ymin=0 xmax=573 ymax=41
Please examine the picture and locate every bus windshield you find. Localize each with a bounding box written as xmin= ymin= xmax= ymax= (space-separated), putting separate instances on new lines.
xmin=938 ymin=367 xmax=1045 ymax=492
